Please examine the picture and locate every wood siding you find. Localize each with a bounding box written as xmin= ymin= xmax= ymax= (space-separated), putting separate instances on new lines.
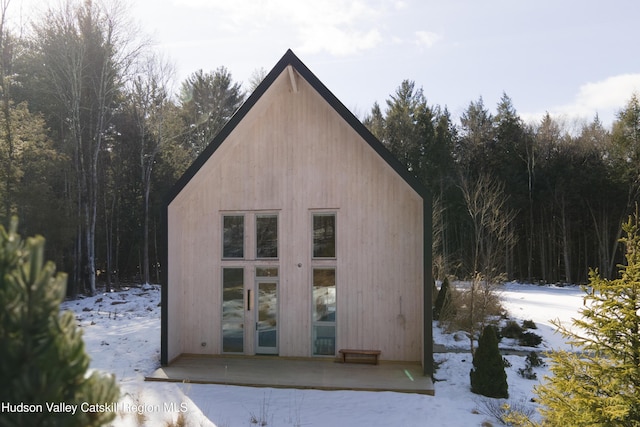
xmin=167 ymin=67 xmax=424 ymax=362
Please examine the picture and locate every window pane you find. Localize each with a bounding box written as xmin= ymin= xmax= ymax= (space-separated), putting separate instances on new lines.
xmin=312 ymin=268 xmax=336 ymax=356
xmin=223 ymin=216 xmax=244 ymax=258
xmin=313 ymin=214 xmax=335 ymax=258
xmin=222 ymin=268 xmax=244 ymax=353
xmin=312 ymin=269 xmax=336 ymax=322
xmin=313 ymin=325 xmax=335 ymax=355
xmin=256 ymin=267 xmax=278 ymax=277
xmin=256 ymin=215 xmax=278 ymax=258
xmin=257 ymin=282 xmax=278 ymax=350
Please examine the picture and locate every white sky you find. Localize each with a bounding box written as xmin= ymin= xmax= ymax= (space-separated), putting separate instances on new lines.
xmin=12 ymin=0 xmax=640 ymax=127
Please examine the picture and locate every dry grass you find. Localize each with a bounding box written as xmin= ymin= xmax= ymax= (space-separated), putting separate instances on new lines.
xmin=165 ymin=411 xmax=187 ymax=427
xmin=438 ymin=280 xmax=505 ymax=335
xmin=476 ymin=397 xmax=537 ymax=426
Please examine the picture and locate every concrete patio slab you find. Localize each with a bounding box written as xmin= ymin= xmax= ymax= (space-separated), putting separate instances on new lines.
xmin=146 ymin=355 xmax=434 ymax=395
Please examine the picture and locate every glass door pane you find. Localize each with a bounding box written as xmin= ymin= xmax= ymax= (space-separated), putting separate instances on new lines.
xmin=312 ymin=268 xmax=336 ymax=355
xmin=222 ymin=268 xmax=244 ymax=353
xmin=256 ymin=281 xmax=278 ymax=354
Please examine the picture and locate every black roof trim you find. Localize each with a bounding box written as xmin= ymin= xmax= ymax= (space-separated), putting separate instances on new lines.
xmin=165 ymin=49 xmax=429 ymax=205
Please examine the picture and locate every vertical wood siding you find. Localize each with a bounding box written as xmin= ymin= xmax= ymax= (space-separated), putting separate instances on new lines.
xmin=167 ymin=68 xmax=423 ymax=362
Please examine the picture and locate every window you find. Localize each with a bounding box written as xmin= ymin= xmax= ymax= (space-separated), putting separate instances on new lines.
xmin=256 ymin=267 xmax=278 ymax=277
xmin=223 ymin=215 xmax=244 ymax=258
xmin=222 ymin=268 xmax=244 ymax=353
xmin=256 ymin=215 xmax=278 ymax=258
xmin=313 ymin=214 xmax=336 ymax=258
xmin=312 ymin=268 xmax=336 ymax=355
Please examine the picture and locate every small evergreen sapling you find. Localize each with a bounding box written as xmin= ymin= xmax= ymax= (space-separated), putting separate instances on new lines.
xmin=501 ymin=320 xmax=523 ymax=339
xmin=517 ymin=352 xmax=545 ymax=380
xmin=0 ymin=218 xmax=119 ymax=427
xmin=518 ymin=331 xmax=542 ymax=347
xmin=470 ymin=325 xmax=508 ymax=398
xmin=521 ymin=319 xmax=537 ymax=330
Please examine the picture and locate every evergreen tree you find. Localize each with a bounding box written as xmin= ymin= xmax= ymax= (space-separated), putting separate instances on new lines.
xmin=363 ymin=101 xmax=385 ymax=142
xmin=470 ymin=325 xmax=508 ymax=398
xmin=365 ymin=80 xmax=437 ymax=188
xmin=457 ymin=96 xmax=494 ymax=176
xmin=0 ymin=218 xmax=119 ymax=427
xmin=534 ymin=210 xmax=640 ymax=426
xmin=179 ymin=66 xmax=245 ymax=157
xmin=383 ymin=80 xmax=430 ymax=175
xmin=434 ymin=277 xmax=455 ymax=321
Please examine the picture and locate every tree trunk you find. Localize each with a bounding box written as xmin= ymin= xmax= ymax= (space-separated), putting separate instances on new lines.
xmin=0 ymin=3 xmax=14 ymax=221
xmin=153 ymin=217 xmax=160 ymax=283
xmin=142 ymin=178 xmax=150 ymax=285
xmin=560 ymin=198 xmax=572 ymax=284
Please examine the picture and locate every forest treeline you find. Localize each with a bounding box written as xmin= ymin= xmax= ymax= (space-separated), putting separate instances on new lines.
xmin=0 ymin=0 xmax=637 ymax=295
xmin=365 ymin=82 xmax=639 ymax=287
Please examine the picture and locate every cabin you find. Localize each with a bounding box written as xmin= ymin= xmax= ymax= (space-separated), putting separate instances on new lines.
xmin=161 ymin=49 xmax=433 ymax=376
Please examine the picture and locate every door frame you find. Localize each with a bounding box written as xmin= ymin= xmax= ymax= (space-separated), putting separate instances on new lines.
xmin=254 ymin=278 xmax=279 ymax=355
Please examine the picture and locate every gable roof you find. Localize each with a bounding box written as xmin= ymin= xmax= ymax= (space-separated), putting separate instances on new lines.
xmin=165 ymin=49 xmax=430 ymax=205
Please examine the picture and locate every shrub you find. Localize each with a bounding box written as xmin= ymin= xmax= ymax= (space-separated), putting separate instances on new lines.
xmin=525 ymin=351 xmax=545 ymax=368
xmin=470 ymin=325 xmax=508 ymax=398
xmin=517 ymin=366 xmax=537 ymax=380
xmin=501 ymin=320 xmax=523 ymax=339
xmin=522 ymin=319 xmax=537 ymax=330
xmin=447 ymin=280 xmax=504 ymax=339
xmin=0 ymin=218 xmax=119 ymax=427
xmin=518 ymin=352 xmax=545 ymax=380
xmin=519 ymin=332 xmax=543 ymax=347
xmin=434 ymin=277 xmax=456 ymax=321
xmin=502 ymin=357 xmax=512 ymax=368
xmin=477 ymin=398 xmax=537 ymax=426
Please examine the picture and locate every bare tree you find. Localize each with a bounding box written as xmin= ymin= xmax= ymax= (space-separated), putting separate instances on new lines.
xmin=32 ymin=0 xmax=140 ymax=294
xmin=247 ymin=66 xmax=267 ymax=93
xmin=129 ymin=53 xmax=175 ymax=284
xmin=459 ymin=172 xmax=517 ymax=353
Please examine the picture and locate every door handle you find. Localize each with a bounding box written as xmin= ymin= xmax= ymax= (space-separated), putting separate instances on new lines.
xmin=247 ymin=289 xmax=251 ymax=311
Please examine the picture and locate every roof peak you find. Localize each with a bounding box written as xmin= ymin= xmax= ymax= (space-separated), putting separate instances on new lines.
xmin=165 ymin=49 xmax=429 ymax=205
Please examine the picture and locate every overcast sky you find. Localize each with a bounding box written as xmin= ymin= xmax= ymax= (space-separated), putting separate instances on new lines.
xmin=15 ymin=0 xmax=640 ymax=128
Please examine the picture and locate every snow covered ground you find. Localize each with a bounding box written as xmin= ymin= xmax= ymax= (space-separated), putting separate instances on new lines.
xmin=60 ymin=282 xmax=585 ymax=427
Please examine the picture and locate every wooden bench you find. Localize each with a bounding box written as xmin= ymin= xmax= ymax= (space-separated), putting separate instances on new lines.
xmin=338 ymin=349 xmax=381 ymax=365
